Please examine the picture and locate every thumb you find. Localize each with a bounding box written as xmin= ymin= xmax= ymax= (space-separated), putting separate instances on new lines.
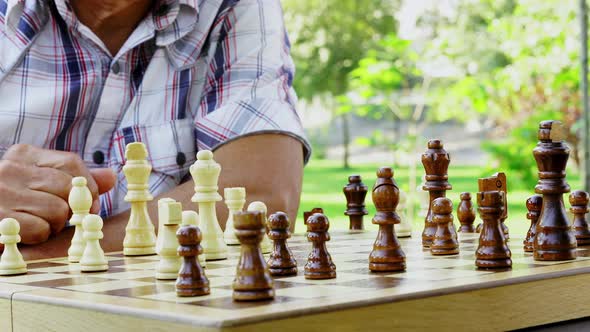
xmin=90 ymin=168 xmax=117 ymax=194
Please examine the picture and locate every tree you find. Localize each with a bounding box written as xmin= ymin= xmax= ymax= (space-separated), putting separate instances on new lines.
xmin=420 ymin=0 xmax=582 ymax=188
xmin=282 ymin=0 xmax=401 ymax=167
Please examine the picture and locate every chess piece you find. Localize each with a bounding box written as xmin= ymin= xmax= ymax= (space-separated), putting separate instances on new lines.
xmin=343 ymin=175 xmax=369 ymax=230
xmin=395 ymin=189 xmax=412 ymax=238
xmin=156 ymin=201 xmax=183 ymax=280
xmin=182 ymin=211 xmax=206 ymax=267
xmin=80 ymin=215 xmax=109 ymax=272
xmin=267 ymin=212 xmax=298 ymax=276
xmin=182 ymin=210 xmax=199 ymax=226
xmin=421 ymin=139 xmax=452 ymax=248
xmin=523 ymin=195 xmax=542 ymax=252
xmin=431 ymin=197 xmax=459 ymax=255
xmin=304 ymin=207 xmax=324 ymax=225
xmin=305 ymin=213 xmax=337 ymax=279
xmin=457 ymin=192 xmax=476 ymax=233
xmin=0 ymin=218 xmax=26 ymax=275
xmin=477 ymin=173 xmax=509 ymax=238
xmin=190 ymin=150 xmax=227 ymax=260
xmin=224 ymin=187 xmax=246 ymax=245
xmin=68 ymin=177 xmax=92 ymax=263
xmin=247 ymin=201 xmax=272 ymax=254
xmin=416 ymin=177 xmax=429 ymax=221
xmin=570 ymin=190 xmax=590 ymax=246
xmin=369 ymin=167 xmax=406 ymax=272
xmin=533 ymin=120 xmax=577 ymax=261
xmin=123 ymin=142 xmax=157 ymax=256
xmin=475 ymin=191 xmax=511 ymax=269
xmin=176 ymin=225 xmax=210 ymax=297
xmin=232 ymin=211 xmax=274 ymax=301
xmin=156 ymin=198 xmax=176 ymax=253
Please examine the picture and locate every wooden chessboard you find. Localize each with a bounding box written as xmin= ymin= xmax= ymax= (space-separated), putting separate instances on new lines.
xmin=2 ymin=230 xmax=590 ymax=331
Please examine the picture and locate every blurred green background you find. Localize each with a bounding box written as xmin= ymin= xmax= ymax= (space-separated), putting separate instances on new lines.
xmin=283 ymin=0 xmax=589 ymax=237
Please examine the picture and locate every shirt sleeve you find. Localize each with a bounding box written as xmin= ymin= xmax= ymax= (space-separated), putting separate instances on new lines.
xmin=193 ymin=0 xmax=311 ymax=163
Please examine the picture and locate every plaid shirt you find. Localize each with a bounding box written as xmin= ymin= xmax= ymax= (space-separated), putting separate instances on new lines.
xmin=0 ymin=0 xmax=310 ymax=217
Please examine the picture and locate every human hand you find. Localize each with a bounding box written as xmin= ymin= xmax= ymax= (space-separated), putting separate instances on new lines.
xmin=0 ymin=144 xmax=116 ymax=244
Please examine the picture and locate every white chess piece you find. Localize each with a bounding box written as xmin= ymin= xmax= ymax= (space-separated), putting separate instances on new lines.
xmin=156 ymin=201 xmax=182 ymax=280
xmin=182 ymin=210 xmax=206 ymax=267
xmin=190 ymin=150 xmax=227 ymax=260
xmin=247 ymin=201 xmax=272 ymax=254
xmin=68 ymin=177 xmax=92 ymax=262
xmin=123 ymin=142 xmax=157 ymax=256
xmin=156 ymin=198 xmax=177 ymax=254
xmin=80 ymin=215 xmax=108 ymax=272
xmin=0 ymin=218 xmax=27 ymax=275
xmin=223 ymin=187 xmax=246 ymax=245
xmin=418 ymin=177 xmax=430 ymax=221
xmin=395 ymin=190 xmax=412 ymax=238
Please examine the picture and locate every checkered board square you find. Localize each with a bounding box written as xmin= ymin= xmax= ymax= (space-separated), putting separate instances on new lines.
xmin=4 ymin=230 xmax=590 ymax=320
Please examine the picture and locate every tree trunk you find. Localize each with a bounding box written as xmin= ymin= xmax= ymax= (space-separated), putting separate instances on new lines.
xmin=342 ymin=113 xmax=351 ymax=169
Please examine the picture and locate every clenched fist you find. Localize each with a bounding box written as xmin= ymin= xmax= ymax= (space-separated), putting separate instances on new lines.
xmin=0 ymin=144 xmax=116 ymax=244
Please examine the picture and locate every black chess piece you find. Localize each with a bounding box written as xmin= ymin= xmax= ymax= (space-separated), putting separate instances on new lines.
xmin=267 ymin=212 xmax=298 ymax=276
xmin=175 ymin=225 xmax=210 ymax=297
xmin=421 ymin=139 xmax=452 ymax=248
xmin=369 ymin=167 xmax=406 ymax=272
xmin=305 ymin=213 xmax=336 ymax=279
xmin=476 ymin=191 xmax=512 ymax=269
xmin=343 ymin=175 xmax=369 ymax=230
xmin=533 ymin=120 xmax=577 ymax=261
xmin=523 ymin=195 xmax=542 ymax=252
xmin=232 ymin=211 xmax=274 ymax=301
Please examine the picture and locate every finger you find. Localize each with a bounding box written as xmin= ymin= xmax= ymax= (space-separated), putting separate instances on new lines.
xmin=2 ymin=212 xmax=51 ymax=245
xmin=17 ymin=189 xmax=69 ymax=235
xmin=90 ymin=168 xmax=116 ymax=194
xmin=90 ymin=199 xmax=100 ymax=215
xmin=27 ymin=166 xmax=73 ymax=201
xmin=3 ymin=144 xmax=100 ymax=200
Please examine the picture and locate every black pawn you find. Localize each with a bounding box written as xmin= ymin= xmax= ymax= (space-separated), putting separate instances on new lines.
xmin=267 ymin=212 xmax=298 ymax=276
xmin=570 ymin=190 xmax=590 ymax=245
xmin=305 ymin=213 xmax=336 ymax=279
xmin=175 ymin=225 xmax=210 ymax=297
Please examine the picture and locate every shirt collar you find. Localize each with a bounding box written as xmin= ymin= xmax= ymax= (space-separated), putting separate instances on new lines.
xmin=153 ymin=0 xmax=200 ymax=47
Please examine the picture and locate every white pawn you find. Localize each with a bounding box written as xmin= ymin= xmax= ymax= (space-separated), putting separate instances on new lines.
xmin=156 ymin=198 xmax=176 ymax=254
xmin=80 ymin=215 xmax=108 ymax=272
xmin=417 ymin=177 xmax=430 ymax=220
xmin=247 ymin=201 xmax=272 ymax=254
xmin=395 ymin=190 xmax=412 ymax=238
xmin=190 ymin=150 xmax=227 ymax=260
xmin=224 ymin=187 xmax=246 ymax=245
xmin=0 ymin=218 xmax=27 ymax=275
xmin=156 ymin=201 xmax=182 ymax=280
xmin=68 ymin=177 xmax=92 ymax=263
xmin=182 ymin=210 xmax=206 ymax=267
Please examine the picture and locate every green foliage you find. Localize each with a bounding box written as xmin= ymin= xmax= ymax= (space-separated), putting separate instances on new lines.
xmin=421 ymin=0 xmax=583 ymax=184
xmin=282 ymin=0 xmax=400 ymax=99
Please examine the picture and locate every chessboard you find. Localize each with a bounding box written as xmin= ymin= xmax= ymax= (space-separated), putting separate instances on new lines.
xmin=2 ymin=230 xmax=590 ymax=332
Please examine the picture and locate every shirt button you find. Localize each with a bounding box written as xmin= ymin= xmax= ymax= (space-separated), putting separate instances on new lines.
xmin=111 ymin=62 xmax=120 ymax=74
xmin=176 ymin=152 xmax=186 ymax=166
xmin=93 ymin=151 xmax=105 ymax=165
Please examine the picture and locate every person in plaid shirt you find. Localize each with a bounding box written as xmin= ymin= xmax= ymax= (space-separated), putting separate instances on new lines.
xmin=0 ymin=0 xmax=310 ymax=258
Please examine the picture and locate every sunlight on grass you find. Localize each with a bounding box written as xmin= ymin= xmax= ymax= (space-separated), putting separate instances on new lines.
xmin=297 ymin=160 xmax=583 ymax=239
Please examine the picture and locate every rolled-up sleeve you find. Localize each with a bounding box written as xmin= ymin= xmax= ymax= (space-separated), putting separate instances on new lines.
xmin=193 ymin=0 xmax=311 ymax=163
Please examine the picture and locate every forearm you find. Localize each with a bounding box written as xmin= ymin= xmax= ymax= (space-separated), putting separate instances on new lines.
xmin=19 ymin=134 xmax=304 ymax=259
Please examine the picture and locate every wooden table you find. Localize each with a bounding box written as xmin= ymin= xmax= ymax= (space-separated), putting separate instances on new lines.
xmin=1 ymin=231 xmax=589 ymax=331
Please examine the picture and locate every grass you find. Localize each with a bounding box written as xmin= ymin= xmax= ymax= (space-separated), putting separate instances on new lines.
xmin=296 ymin=159 xmax=582 ymax=237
